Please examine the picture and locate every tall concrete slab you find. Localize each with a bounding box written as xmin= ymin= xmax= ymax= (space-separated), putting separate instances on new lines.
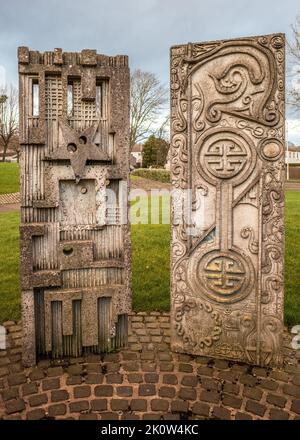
xmin=19 ymin=47 xmax=131 ymax=366
xmin=170 ymin=34 xmax=285 ymax=366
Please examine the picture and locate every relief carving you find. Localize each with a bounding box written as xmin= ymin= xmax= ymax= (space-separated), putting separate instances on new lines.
xmin=171 ymin=34 xmax=285 ymax=366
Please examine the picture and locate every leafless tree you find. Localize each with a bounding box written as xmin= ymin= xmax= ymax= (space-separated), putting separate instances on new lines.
xmin=155 ymin=114 xmax=170 ymax=141
xmin=287 ymin=15 xmax=300 ymax=113
xmin=130 ymin=69 xmax=167 ymax=149
xmin=0 ymin=84 xmax=18 ymax=161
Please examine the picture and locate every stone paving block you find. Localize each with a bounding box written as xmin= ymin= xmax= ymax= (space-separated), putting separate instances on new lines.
xmin=158 ymin=386 xmax=176 ymax=398
xmin=27 ymin=408 xmax=45 ymax=420
xmin=85 ymin=373 xmax=103 ymax=384
xmin=197 ymin=366 xmax=214 ymax=377
xmin=7 ymin=373 xmax=27 ymax=386
xmin=144 ymin=373 xmax=159 ymax=383
xmin=127 ymin=373 xmax=143 ymax=383
xmin=28 ymin=393 xmax=48 ymax=407
xmin=51 ymin=389 xmax=69 ymax=402
xmin=192 ymin=402 xmax=210 ymax=417
xmin=178 ymin=387 xmax=197 ymax=401
xmin=266 ymin=393 xmax=287 ymax=408
xmin=29 ymin=368 xmax=45 ymax=381
xmin=171 ymin=400 xmax=189 ymax=413
xmin=74 ymin=385 xmax=91 ymax=399
xmin=200 ymin=390 xmax=220 ymax=404
xmin=67 ymin=364 xmax=83 ymax=375
xmin=283 ymin=384 xmax=300 ymax=399
xmin=42 ymin=378 xmax=60 ymax=391
xmin=163 ymin=374 xmax=178 ymax=385
xmin=181 ymin=375 xmax=198 ymax=387
xmin=141 ymin=362 xmax=157 ymax=372
xmin=79 ymin=413 xmax=99 ymax=420
xmin=151 ymin=399 xmax=169 ymax=412
xmin=95 ymin=385 xmax=113 ymax=397
xmin=259 ymin=379 xmax=279 ymax=391
xmin=270 ymin=371 xmax=289 ymax=382
xmin=47 ymin=367 xmax=64 ymax=377
xmin=1 ymin=387 xmax=19 ymax=401
xmin=5 ymin=398 xmax=26 ymax=414
xmin=159 ymin=362 xmax=174 ymax=372
xmin=201 ymin=377 xmax=220 ymax=391
xmin=223 ymin=382 xmax=240 ymax=395
xmin=235 ymin=412 xmax=253 ymax=420
xmin=269 ymin=408 xmax=289 ymax=420
xmin=91 ymin=399 xmax=108 ymax=411
xmin=116 ymin=386 xmax=133 ymax=397
xmin=243 ymin=386 xmax=263 ymax=401
xmin=22 ymin=382 xmax=38 ymax=396
xmin=138 ymin=384 xmax=156 ymax=396
xmin=111 ymin=399 xmax=129 ymax=411
xmin=245 ymin=400 xmax=266 ymax=417
xmin=48 ymin=403 xmax=67 ymax=417
xmin=291 ymin=399 xmax=300 ymax=415
xmin=141 ymin=351 xmax=155 ymax=361
xmin=69 ymin=400 xmax=89 ymax=413
xmin=240 ymin=374 xmax=258 ymax=387
xmin=130 ymin=399 xmax=147 ymax=412
xmin=106 ymin=373 xmax=123 ymax=384
xmin=100 ymin=412 xmax=119 ymax=420
xmin=143 ymin=413 xmax=162 ymax=420
xmin=66 ymin=376 xmax=82 ymax=386
xmin=178 ymin=363 xmax=193 ymax=373
xmin=212 ymin=406 xmax=232 ymax=420
xmin=222 ymin=394 xmax=242 ymax=409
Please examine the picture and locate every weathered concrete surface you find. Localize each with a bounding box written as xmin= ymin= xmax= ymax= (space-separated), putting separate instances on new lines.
xmin=19 ymin=48 xmax=131 ymax=366
xmin=170 ymin=34 xmax=285 ymax=366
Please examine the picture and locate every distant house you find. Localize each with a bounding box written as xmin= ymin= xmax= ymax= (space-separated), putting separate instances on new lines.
xmin=164 ymin=148 xmax=171 ymax=171
xmin=130 ymin=144 xmax=143 ymax=168
xmin=0 ymin=134 xmax=20 ymax=162
xmin=286 ymin=146 xmax=300 ymax=164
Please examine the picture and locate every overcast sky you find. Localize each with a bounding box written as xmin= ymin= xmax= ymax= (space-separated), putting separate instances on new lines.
xmin=0 ymin=0 xmax=300 ymax=142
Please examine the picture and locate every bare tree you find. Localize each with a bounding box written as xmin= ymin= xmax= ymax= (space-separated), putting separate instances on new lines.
xmin=130 ymin=69 xmax=167 ymax=149
xmin=0 ymin=84 xmax=18 ymax=162
xmin=155 ymin=114 xmax=170 ymax=141
xmin=288 ymin=15 xmax=300 ymax=113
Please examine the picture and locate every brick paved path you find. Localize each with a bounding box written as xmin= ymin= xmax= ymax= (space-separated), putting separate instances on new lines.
xmin=0 ymin=193 xmax=20 ymax=206
xmin=0 ymin=313 xmax=299 ymax=420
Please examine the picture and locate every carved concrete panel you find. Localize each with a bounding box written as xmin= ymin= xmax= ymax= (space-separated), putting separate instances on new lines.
xmin=19 ymin=47 xmax=131 ymax=366
xmin=170 ymin=35 xmax=285 ymax=366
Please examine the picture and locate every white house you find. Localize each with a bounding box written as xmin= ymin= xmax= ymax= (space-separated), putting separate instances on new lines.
xmin=286 ymin=146 xmax=300 ymax=164
xmin=131 ymin=144 xmax=143 ymax=167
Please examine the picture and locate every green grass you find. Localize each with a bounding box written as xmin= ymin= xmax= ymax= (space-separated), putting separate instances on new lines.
xmin=132 ymin=224 xmax=170 ymax=312
xmin=0 ymin=163 xmax=20 ymax=194
xmin=285 ymin=191 xmax=300 ymax=326
xmin=0 ymin=191 xmax=299 ymax=326
xmin=132 ymin=168 xmax=170 ymax=183
xmin=0 ymin=210 xmax=20 ymax=322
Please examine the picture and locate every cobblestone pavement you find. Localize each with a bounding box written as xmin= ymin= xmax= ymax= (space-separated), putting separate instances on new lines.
xmin=0 ymin=313 xmax=299 ymax=420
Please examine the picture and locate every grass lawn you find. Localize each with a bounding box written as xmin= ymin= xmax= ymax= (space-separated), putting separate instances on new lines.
xmin=284 ymin=191 xmax=300 ymax=326
xmin=0 ymin=163 xmax=20 ymax=194
xmin=0 ymin=191 xmax=299 ymax=326
xmin=0 ymin=210 xmax=21 ymax=322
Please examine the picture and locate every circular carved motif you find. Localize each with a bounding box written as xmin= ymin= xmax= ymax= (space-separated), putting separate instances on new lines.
xmin=196 ymin=128 xmax=256 ymax=186
xmin=194 ymin=249 xmax=255 ymax=303
xmin=259 ymin=138 xmax=283 ymax=162
xmin=203 ymin=138 xmax=247 ymax=180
